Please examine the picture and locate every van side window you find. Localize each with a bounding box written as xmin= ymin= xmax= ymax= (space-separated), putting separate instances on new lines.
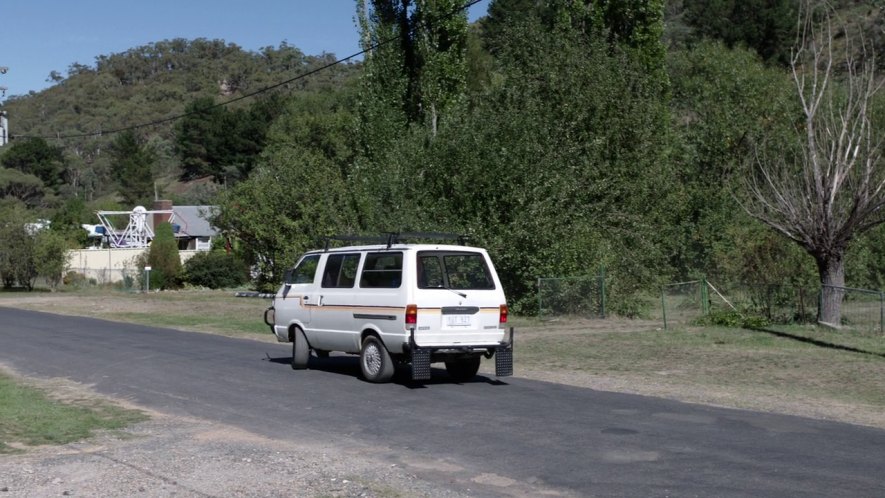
xmin=286 ymin=254 xmax=320 ymax=284
xmin=360 ymin=252 xmax=403 ymax=288
xmin=321 ymin=253 xmax=361 ymax=288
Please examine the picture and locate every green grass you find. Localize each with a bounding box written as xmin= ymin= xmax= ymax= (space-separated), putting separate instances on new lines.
xmin=0 ymin=373 xmax=147 ymax=454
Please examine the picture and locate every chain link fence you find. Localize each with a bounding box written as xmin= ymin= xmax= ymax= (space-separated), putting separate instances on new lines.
xmin=63 ymin=268 xmax=140 ymax=292
xmin=661 ymin=280 xmax=818 ymax=330
xmin=659 ymin=280 xmax=707 ymax=329
xmin=538 ymin=274 xmax=605 ymax=320
xmin=824 ymin=285 xmax=884 ymax=335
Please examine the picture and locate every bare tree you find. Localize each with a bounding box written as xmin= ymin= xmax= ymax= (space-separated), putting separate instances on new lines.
xmin=743 ymin=0 xmax=884 ymax=326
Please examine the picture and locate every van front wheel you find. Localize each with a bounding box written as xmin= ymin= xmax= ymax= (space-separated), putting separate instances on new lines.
xmin=360 ymin=336 xmax=394 ymax=383
xmin=445 ymin=357 xmax=481 ymax=382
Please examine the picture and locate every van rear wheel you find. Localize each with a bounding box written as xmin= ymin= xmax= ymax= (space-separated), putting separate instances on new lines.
xmin=360 ymin=336 xmax=394 ymax=383
xmin=445 ymin=357 xmax=481 ymax=382
xmin=291 ymin=327 xmax=309 ymax=370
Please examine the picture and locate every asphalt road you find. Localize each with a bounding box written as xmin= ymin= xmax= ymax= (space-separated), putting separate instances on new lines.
xmin=1 ymin=306 xmax=883 ymax=497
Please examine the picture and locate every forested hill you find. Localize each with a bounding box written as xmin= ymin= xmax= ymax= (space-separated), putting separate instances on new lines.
xmin=2 ymin=39 xmax=359 ymax=202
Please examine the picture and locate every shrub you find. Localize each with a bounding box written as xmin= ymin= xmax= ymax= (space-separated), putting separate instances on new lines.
xmin=63 ymin=271 xmax=88 ymax=288
xmin=183 ymin=251 xmax=248 ymax=289
xmin=145 ymin=222 xmax=182 ymax=290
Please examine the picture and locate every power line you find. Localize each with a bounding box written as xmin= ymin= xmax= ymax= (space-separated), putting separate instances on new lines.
xmin=12 ymin=0 xmax=482 ymax=142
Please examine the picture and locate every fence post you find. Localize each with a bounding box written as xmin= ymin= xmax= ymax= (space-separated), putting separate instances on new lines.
xmin=701 ymin=276 xmax=710 ymax=315
xmin=661 ymin=286 xmax=668 ymax=331
xmin=537 ymin=277 xmax=542 ymax=320
xmin=599 ymin=265 xmax=606 ymax=319
xmin=879 ymin=291 xmax=885 ymax=334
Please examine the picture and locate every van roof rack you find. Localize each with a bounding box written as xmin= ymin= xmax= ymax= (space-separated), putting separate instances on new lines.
xmin=387 ymin=232 xmax=470 ymax=246
xmin=324 ymin=232 xmax=470 ymax=250
xmin=323 ymin=235 xmax=390 ymax=251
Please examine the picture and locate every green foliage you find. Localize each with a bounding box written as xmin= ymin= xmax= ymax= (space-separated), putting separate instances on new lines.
xmin=0 ymin=167 xmax=48 ymax=207
xmin=145 ymin=222 xmax=182 ymax=290
xmin=683 ymin=0 xmax=797 ymax=66
xmin=0 ymin=138 xmax=65 ymax=188
xmin=695 ymin=309 xmax=771 ymax=329
xmin=352 ymin=18 xmax=673 ymax=313
xmin=212 ymin=89 xmax=359 ymax=289
xmin=183 ymin=251 xmax=249 ymax=289
xmin=667 ymin=41 xmax=797 ymax=279
xmin=174 ymin=94 xmax=285 ymax=182
xmin=0 ymin=205 xmax=38 ymax=290
xmin=110 ymin=130 xmax=155 ymax=206
xmin=33 ymin=230 xmax=71 ymax=290
xmin=49 ymin=197 xmax=91 ymax=247
xmin=356 ymin=0 xmax=468 ymax=139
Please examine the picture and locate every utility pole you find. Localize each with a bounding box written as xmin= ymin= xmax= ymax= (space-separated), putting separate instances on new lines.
xmin=0 ymin=66 xmax=8 ymax=146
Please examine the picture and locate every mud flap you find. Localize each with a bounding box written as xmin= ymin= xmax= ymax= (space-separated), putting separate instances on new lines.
xmin=411 ymin=348 xmax=432 ymax=381
xmin=495 ymin=327 xmax=514 ymax=377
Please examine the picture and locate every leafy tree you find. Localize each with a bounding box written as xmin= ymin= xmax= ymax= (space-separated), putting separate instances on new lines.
xmin=0 ymin=168 xmax=47 ymax=207
xmin=355 ymin=17 xmax=673 ymax=314
xmin=109 ymin=130 xmax=155 ymax=206
xmin=145 ymin=222 xmax=182 ymax=290
xmin=683 ymin=0 xmax=797 ymax=65
xmin=174 ymin=95 xmax=282 ymax=182
xmin=49 ymin=196 xmax=92 ymax=247
xmin=214 ymin=149 xmax=357 ymax=289
xmin=667 ymin=41 xmax=796 ymax=278
xmin=0 ymin=204 xmax=38 ymax=289
xmin=34 ymin=230 xmax=71 ymax=290
xmin=212 ymin=90 xmax=359 ymax=288
xmin=0 ymin=137 xmax=65 ymax=189
xmin=356 ymin=0 xmax=468 ymax=138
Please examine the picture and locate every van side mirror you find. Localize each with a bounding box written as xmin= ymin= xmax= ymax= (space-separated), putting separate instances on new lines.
xmin=282 ymin=284 xmax=292 ymax=298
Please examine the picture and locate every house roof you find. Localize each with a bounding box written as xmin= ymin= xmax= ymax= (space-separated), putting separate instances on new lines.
xmin=172 ymin=206 xmax=218 ymax=238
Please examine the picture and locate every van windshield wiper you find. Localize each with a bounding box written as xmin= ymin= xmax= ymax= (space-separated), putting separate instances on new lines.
xmin=443 ymin=286 xmax=467 ymax=298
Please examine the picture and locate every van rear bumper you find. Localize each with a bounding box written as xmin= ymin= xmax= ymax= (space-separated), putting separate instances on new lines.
xmin=407 ymin=327 xmax=513 ymax=381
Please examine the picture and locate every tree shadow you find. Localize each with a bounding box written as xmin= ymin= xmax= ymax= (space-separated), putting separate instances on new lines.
xmin=748 ymin=326 xmax=885 ymax=359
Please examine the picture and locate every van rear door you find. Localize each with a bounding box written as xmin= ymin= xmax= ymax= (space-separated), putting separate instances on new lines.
xmin=413 ymin=250 xmax=506 ymax=346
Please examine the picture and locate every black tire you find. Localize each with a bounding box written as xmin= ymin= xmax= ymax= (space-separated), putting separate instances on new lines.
xmin=291 ymin=327 xmax=309 ymax=370
xmin=445 ymin=356 xmax=481 ymax=382
xmin=360 ymin=335 xmax=394 ymax=383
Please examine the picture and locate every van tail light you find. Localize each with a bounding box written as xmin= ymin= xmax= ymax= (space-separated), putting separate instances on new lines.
xmin=499 ymin=304 xmax=509 ymax=324
xmin=405 ymin=304 xmax=418 ymax=325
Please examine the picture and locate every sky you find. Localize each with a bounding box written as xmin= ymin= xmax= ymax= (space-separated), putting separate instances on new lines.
xmin=0 ymin=0 xmax=491 ymax=103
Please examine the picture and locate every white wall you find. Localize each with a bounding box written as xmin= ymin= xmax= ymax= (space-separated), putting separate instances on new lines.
xmin=66 ymin=248 xmax=201 ymax=283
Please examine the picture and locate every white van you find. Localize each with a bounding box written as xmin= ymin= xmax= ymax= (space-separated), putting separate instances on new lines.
xmin=264 ymin=234 xmax=513 ymax=383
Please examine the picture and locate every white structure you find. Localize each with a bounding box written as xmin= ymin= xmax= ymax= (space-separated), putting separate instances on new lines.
xmin=0 ymin=111 xmax=8 ymax=147
xmin=67 ymin=248 xmax=202 ymax=284
xmin=95 ymin=206 xmax=175 ymax=249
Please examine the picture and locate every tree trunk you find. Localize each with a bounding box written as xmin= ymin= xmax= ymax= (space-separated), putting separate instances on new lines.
xmin=816 ymin=253 xmax=845 ymax=327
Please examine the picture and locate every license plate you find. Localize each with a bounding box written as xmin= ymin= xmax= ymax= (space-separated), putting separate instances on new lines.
xmin=445 ymin=315 xmax=471 ymax=327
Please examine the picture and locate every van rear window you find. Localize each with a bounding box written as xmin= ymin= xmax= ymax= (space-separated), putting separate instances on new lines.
xmin=417 ymin=251 xmax=495 ymax=290
xmin=360 ymin=252 xmax=403 ymax=288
